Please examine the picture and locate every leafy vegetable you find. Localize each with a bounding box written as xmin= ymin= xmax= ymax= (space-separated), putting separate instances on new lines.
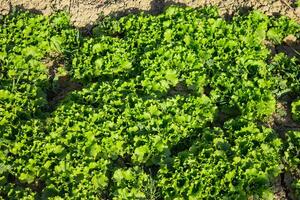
xmin=1 ymin=6 xmax=300 ymax=199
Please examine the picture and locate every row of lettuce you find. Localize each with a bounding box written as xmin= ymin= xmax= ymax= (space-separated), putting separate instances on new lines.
xmin=0 ymin=6 xmax=300 ymax=199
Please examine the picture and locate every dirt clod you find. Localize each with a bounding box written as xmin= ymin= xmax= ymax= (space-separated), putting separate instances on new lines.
xmin=284 ymin=35 xmax=298 ymax=46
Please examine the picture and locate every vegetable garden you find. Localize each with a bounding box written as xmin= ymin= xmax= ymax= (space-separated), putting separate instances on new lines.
xmin=0 ymin=5 xmax=300 ymax=199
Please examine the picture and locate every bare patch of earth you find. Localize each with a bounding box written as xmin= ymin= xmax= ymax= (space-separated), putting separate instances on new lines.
xmin=0 ymin=0 xmax=299 ymax=27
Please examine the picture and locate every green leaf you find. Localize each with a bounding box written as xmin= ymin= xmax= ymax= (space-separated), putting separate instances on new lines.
xmin=164 ymin=29 xmax=173 ymax=42
xmin=19 ymin=173 xmax=35 ymax=184
xmin=0 ymin=90 xmax=12 ymax=100
xmin=93 ymin=43 xmax=104 ymax=53
xmin=92 ymin=174 xmax=108 ymax=189
xmin=0 ymin=176 xmax=6 ymax=186
xmin=90 ymin=143 xmax=101 ymax=158
xmin=53 ymin=145 xmax=64 ymax=154
xmin=267 ymin=28 xmax=282 ymax=44
xmin=50 ymin=36 xmax=63 ymax=52
xmin=121 ymin=61 xmax=132 ymax=70
xmin=133 ymin=145 xmax=149 ymax=162
xmin=165 ymin=70 xmax=178 ymax=86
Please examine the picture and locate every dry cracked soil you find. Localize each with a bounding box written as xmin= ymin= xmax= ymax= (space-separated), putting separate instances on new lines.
xmin=0 ymin=0 xmax=299 ymax=27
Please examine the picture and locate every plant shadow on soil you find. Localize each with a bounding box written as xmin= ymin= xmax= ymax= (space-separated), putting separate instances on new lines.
xmin=9 ymin=4 xmax=44 ymax=15
xmin=79 ymin=0 xmax=188 ymax=34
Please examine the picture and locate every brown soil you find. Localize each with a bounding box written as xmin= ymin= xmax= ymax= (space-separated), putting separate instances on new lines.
xmin=279 ymin=35 xmax=300 ymax=59
xmin=1 ymin=0 xmax=300 ymax=27
xmin=273 ymin=175 xmax=288 ymax=200
xmin=270 ymin=98 xmax=300 ymax=200
xmin=42 ymin=52 xmax=82 ymax=105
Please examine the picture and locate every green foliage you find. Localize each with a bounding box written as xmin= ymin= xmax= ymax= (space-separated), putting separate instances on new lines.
xmin=158 ymin=122 xmax=282 ymax=199
xmin=296 ymin=0 xmax=300 ymax=8
xmin=284 ymin=131 xmax=300 ymax=197
xmin=1 ymin=6 xmax=300 ymax=199
xmin=292 ymin=100 xmax=300 ymax=122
